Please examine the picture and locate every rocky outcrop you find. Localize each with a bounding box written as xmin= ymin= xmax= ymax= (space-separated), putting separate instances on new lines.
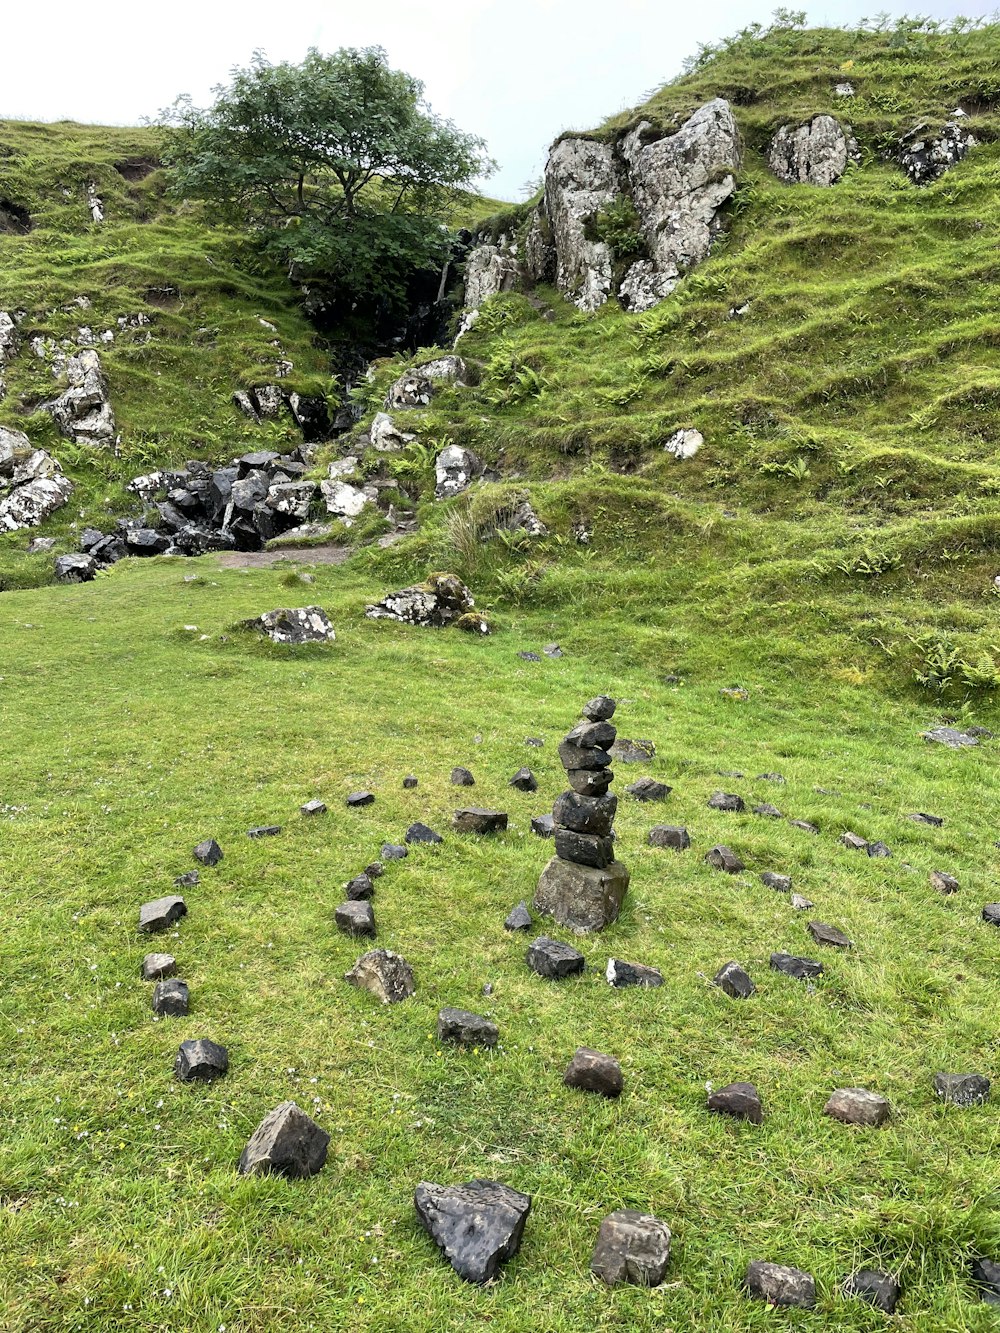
xmin=435 ymin=445 xmax=481 ymax=500
xmin=45 ymin=349 xmax=116 ymax=446
xmin=898 ymin=118 xmax=976 ymax=184
xmin=0 ymin=310 xmax=18 ymax=399
xmin=233 ymin=386 xmax=332 ymax=441
xmin=366 ymin=573 xmax=475 ymax=627
xmin=769 ymin=115 xmax=858 ymax=186
xmin=464 ymin=242 xmax=521 ymax=310
xmin=544 ymin=137 xmax=618 ymax=311
xmin=0 ymin=426 xmax=72 ymax=530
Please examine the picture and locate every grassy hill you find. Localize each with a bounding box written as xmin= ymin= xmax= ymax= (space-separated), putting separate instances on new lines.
xmin=2 ymin=17 xmax=1000 ymax=1332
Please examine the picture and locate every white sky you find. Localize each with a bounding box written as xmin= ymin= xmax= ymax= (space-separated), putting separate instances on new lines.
xmin=2 ymin=0 xmax=985 ymax=199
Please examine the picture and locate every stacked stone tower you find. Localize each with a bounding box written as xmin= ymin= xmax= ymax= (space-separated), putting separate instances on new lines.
xmin=533 ymin=696 xmax=630 ymax=931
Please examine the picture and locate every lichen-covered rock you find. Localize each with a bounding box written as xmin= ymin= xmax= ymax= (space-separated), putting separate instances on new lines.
xmin=495 ymin=497 xmax=547 ymax=537
xmin=898 ymin=119 xmax=976 ymax=184
xmin=345 ymin=948 xmax=415 ymax=1003
xmin=45 ymin=349 xmax=116 ymax=446
xmin=664 ymin=429 xmax=703 ymax=460
xmin=366 ymin=573 xmax=474 ymax=627
xmin=265 ymin=481 xmax=317 ymax=521
xmin=370 ymin=412 xmax=415 ymax=452
xmin=769 ymin=116 xmax=858 ymax=186
xmin=1 ymin=473 xmax=73 ymax=530
xmin=435 ymin=445 xmax=481 ymax=500
xmin=386 ymin=372 xmax=434 ymax=410
xmin=464 ymin=242 xmax=522 ymax=310
xmin=244 ymin=606 xmax=335 ymax=644
xmin=319 ymin=479 xmax=370 ymax=522
xmin=544 ymin=137 xmax=618 ymax=311
xmin=54 ymin=552 xmax=97 ymax=582
xmin=413 ymin=355 xmax=467 ymax=383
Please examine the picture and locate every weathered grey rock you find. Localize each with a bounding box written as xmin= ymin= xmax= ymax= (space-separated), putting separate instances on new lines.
xmin=590 ymin=1210 xmax=672 ymax=1287
xmin=435 ymin=445 xmax=480 ymax=500
xmin=365 ymin=862 xmax=384 ymax=880
xmin=264 ymin=481 xmax=317 ymax=522
xmin=558 ymin=739 xmax=612 ymax=772
xmin=770 ymin=952 xmax=823 ymax=980
xmin=544 ymin=137 xmax=618 ymax=310
xmin=769 ymin=115 xmax=858 ymax=185
xmin=582 ymin=696 xmax=616 ymax=721
xmin=753 ymin=802 xmax=784 ymax=819
xmin=414 ymin=1179 xmax=531 ymax=1284
xmin=705 ymin=844 xmax=744 ymax=873
xmin=319 ymin=478 xmax=370 ymax=522
xmin=437 ymin=1007 xmax=498 ymax=1048
xmin=757 ymin=772 xmax=786 ymax=784
xmin=564 ymin=719 xmax=617 ymax=750
xmin=790 ymin=819 xmax=820 ymax=834
xmin=244 ymin=607 xmax=335 ymax=645
xmin=713 ymin=961 xmax=755 ymax=999
xmin=899 ymin=119 xmax=976 ymax=184
xmin=663 ymin=427 xmax=703 ymax=459
xmin=45 ymin=349 xmax=116 ymax=445
xmin=335 ymin=900 xmax=376 ymax=937
xmin=534 ymin=856 xmax=629 ymax=932
xmin=808 ymin=921 xmax=852 ymax=949
xmin=509 ymin=767 xmax=538 ymax=792
xmin=761 ymin=871 xmax=792 ymax=893
xmin=526 ymin=936 xmax=585 ymax=979
xmin=791 ymin=893 xmax=814 ymax=911
xmin=563 ymin=1046 xmax=622 ymax=1097
xmin=300 ymin=798 xmax=326 ymax=816
xmin=648 ymin=824 xmax=690 ymax=850
xmin=745 ymin=1260 xmax=816 ymax=1308
xmin=930 ymin=870 xmax=959 ymax=894
xmin=174 ymin=1038 xmax=228 ymax=1082
xmin=141 ymin=953 xmax=177 ymax=981
xmin=610 ymin=737 xmax=655 ymax=764
xmin=504 ymin=901 xmax=532 ymax=931
xmin=381 ymin=842 xmax=408 ymax=859
xmin=554 ymin=828 xmax=615 ymax=868
xmin=238 ymin=1100 xmax=330 ymax=1178
xmin=366 ymin=573 xmax=474 ymax=627
xmin=193 ymin=838 xmax=223 ymax=867
xmin=453 ymin=807 xmax=508 ymax=835
xmin=406 ymin=821 xmax=442 ymax=844
xmin=495 ymin=498 xmax=547 ymax=538
xmin=972 ymin=1257 xmax=1000 ymax=1304
xmin=867 ymin=840 xmax=892 ymax=858
xmin=152 ymin=979 xmax=189 ymax=1017
xmin=908 ymin=811 xmax=944 ymax=826
xmin=708 ymin=1081 xmax=763 ymax=1124
xmin=1 ymin=468 xmax=73 ymax=532
xmin=842 ymin=1269 xmax=900 ymax=1314
xmin=606 ymin=958 xmax=663 ymax=988
xmin=247 ymin=824 xmax=281 ymax=839
xmin=625 ymin=776 xmax=670 ymax=801
xmin=463 ymin=243 xmax=521 ymax=312
xmin=824 ymin=1088 xmax=891 ymax=1126
xmin=344 ymin=873 xmax=374 ymax=900
xmin=174 ymin=870 xmax=199 ymax=889
xmin=345 ymin=949 xmax=415 ymax=1003
xmin=54 ymin=552 xmax=96 ymax=581
xmin=934 ymin=1072 xmax=990 ymax=1106
xmin=369 ymin=412 xmax=414 ymax=453
xmin=139 ymin=896 xmax=187 ymax=933
xmin=565 ymin=767 xmax=613 ymax=797
xmin=983 ymin=903 xmax=1000 ymax=926
xmin=346 ymin=791 xmax=375 ymax=808
xmin=840 ymin=831 xmax=868 ymax=851
xmin=708 ymin=791 xmax=745 ymax=813
xmin=402 ymin=775 xmax=419 ymax=789
xmin=922 ymin=726 xmax=980 ymax=748
xmin=450 ymin=766 xmax=475 ymax=786
xmin=531 ymin=814 xmax=555 ymax=838
xmin=386 ymin=372 xmax=434 ymax=409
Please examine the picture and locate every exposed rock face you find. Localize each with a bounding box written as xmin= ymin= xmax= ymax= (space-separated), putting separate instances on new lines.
xmin=244 ymin=607 xmax=336 ymax=645
xmin=435 ymin=445 xmax=480 ymax=500
xmin=46 ymin=349 xmax=116 ymax=446
xmin=0 ymin=310 xmax=18 ymax=398
xmin=370 ymin=412 xmax=414 ymax=452
xmin=414 ymin=1179 xmax=531 ymax=1284
xmin=544 ymin=137 xmax=618 ymax=310
xmin=899 ymin=119 xmax=976 ymax=184
xmin=319 ymin=478 xmax=370 ymax=522
xmin=366 ymin=573 xmax=474 ymax=627
xmin=238 ymin=1101 xmax=330 ymax=1178
xmin=769 ymin=116 xmax=858 ymax=186
xmin=463 ymin=241 xmax=522 ymax=311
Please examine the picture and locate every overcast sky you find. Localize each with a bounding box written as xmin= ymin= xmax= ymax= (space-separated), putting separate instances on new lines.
xmin=2 ymin=0 xmax=986 ymax=199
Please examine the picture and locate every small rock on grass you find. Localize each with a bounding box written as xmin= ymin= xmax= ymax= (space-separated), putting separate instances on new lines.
xmin=972 ymin=1257 xmax=1000 ymax=1304
xmin=934 ymin=1072 xmax=990 ymax=1106
xmin=930 ymin=870 xmax=959 ymax=894
xmin=708 ymin=791 xmax=745 ymax=813
xmin=590 ymin=1210 xmax=671 ymax=1287
xmin=406 ymin=822 xmax=442 ymax=845
xmin=152 ymin=979 xmax=189 ymax=1016
xmin=842 ymin=1270 xmax=900 ymax=1314
xmin=526 ymin=936 xmax=585 ymax=979
xmin=840 ymin=831 xmax=868 ymax=852
xmin=982 ymin=903 xmax=1000 ymax=926
xmin=807 ymin=920 xmax=852 ymax=949
xmin=335 ymin=901 xmax=376 ymax=938
xmin=402 ymin=775 xmax=419 ymax=789
xmin=606 ymin=958 xmax=663 ymax=988
xmin=437 ymin=1008 xmax=498 ymax=1048
xmin=238 ymin=1100 xmax=330 ymax=1178
xmin=531 ymin=814 xmax=554 ymax=837
xmin=174 ymin=1038 xmax=228 ymax=1082
xmin=141 ymin=953 xmax=177 ymax=980
xmin=193 ymin=838 xmax=223 ymax=866
xmin=753 ymin=803 xmax=784 ymax=818
xmin=713 ymin=961 xmax=754 ymax=999
xmin=867 ymin=840 xmax=892 ymax=858
xmin=648 ymin=825 xmax=690 ymax=850
xmin=790 ymin=893 xmax=814 ymax=910
xmin=452 ymin=807 xmax=508 ymax=835
xmin=770 ymin=952 xmax=823 ymax=980
xmin=247 ymin=824 xmax=281 ymax=838
xmin=414 ymin=1179 xmax=531 ymax=1284
xmin=450 ymin=766 xmax=475 ymax=786
xmin=509 ymin=767 xmax=538 ymax=792
xmin=705 ymin=845 xmax=744 ymax=873
xmin=346 ymin=791 xmax=375 ymax=808
xmin=761 ymin=871 xmax=791 ymax=892
xmin=907 ymin=811 xmax=943 ymax=826
xmin=824 ymin=1088 xmax=891 ymax=1127
xmin=789 ymin=819 xmax=819 ymax=834
xmin=504 ymin=902 xmax=532 ymax=931
xmin=345 ymin=949 xmax=415 ymax=1003
xmin=745 ymin=1260 xmax=816 ymax=1308
xmin=345 ymin=873 xmax=374 ymax=900
xmin=300 ymin=798 xmax=326 ymax=816
xmin=174 ymin=870 xmax=199 ymax=888
xmin=563 ymin=1047 xmax=623 ymax=1097
xmin=625 ymin=776 xmax=671 ymax=801
xmin=708 ymin=1081 xmax=763 ymax=1124
xmin=139 ymin=896 xmax=187 ymax=933
xmin=381 ymin=842 xmax=408 ymax=860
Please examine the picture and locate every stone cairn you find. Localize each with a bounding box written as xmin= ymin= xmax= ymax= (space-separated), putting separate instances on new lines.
xmin=533 ymin=696 xmax=630 ymax=931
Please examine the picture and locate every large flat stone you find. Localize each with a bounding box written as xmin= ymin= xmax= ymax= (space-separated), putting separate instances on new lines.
xmin=534 ymin=855 xmax=629 ymax=932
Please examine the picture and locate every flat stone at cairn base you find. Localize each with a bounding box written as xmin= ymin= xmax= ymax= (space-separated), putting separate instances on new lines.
xmin=745 ymin=1260 xmax=816 ymax=1308
xmin=590 ymin=1210 xmax=671 ymax=1286
xmin=414 ymin=1179 xmax=531 ymax=1284
xmin=534 ymin=856 xmax=629 ymax=932
xmin=238 ymin=1100 xmax=330 ymax=1178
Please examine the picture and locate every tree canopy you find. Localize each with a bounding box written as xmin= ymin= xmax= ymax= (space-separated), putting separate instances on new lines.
xmin=161 ymin=47 xmax=493 ymax=312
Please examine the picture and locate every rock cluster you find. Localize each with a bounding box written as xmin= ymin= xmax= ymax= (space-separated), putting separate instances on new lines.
xmin=898 ymin=118 xmax=976 ymax=184
xmin=0 ymin=425 xmax=73 ymax=531
xmin=45 ymin=349 xmax=116 ymax=446
xmin=533 ymin=697 xmax=630 ymax=932
xmin=365 ymin=572 xmax=476 ymax=628
xmin=232 ymin=384 xmax=333 ymax=439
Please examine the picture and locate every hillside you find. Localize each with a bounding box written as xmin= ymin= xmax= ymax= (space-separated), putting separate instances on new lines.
xmin=2 ymin=17 xmax=1000 ymax=1333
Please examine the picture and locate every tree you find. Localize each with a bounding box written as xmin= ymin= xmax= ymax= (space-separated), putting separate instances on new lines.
xmin=161 ymin=47 xmax=493 ymax=313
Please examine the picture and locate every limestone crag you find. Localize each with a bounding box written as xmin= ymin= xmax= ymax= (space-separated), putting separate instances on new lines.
xmin=544 ymin=137 xmax=619 ymax=311
xmin=45 ymin=349 xmax=116 ymax=446
xmin=768 ymin=115 xmax=858 ymax=185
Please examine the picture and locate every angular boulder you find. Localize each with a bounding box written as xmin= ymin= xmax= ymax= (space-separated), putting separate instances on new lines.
xmin=543 ymin=137 xmax=618 ymax=311
xmin=45 ymin=349 xmax=116 ymax=446
xmin=152 ymin=979 xmax=189 ymax=1016
xmin=453 ymin=807 xmax=508 ymax=835
xmin=770 ymin=952 xmax=823 ymax=980
xmin=434 ymin=445 xmax=480 ymax=500
xmin=139 ymin=895 xmax=187 ymax=933
xmin=606 ymin=958 xmax=663 ymax=988
xmin=824 ymin=1087 xmax=891 ymax=1127
xmin=244 ymin=607 xmax=335 ymax=645
xmin=713 ymin=961 xmax=754 ymax=999
xmin=413 ymin=1179 xmax=531 ymax=1284
xmin=54 ymin=552 xmax=96 ymax=582
xmin=899 ymin=119 xmax=976 ymax=184
xmin=648 ymin=824 xmax=690 ymax=850
xmin=334 ymin=900 xmax=376 ymax=938
xmin=563 ymin=1046 xmax=623 ymax=1097
xmin=174 ymin=1037 xmax=228 ymax=1082
xmin=708 ymin=1080 xmax=763 ymax=1124
xmin=591 ymin=1210 xmax=672 ymax=1287
xmin=345 ymin=948 xmax=415 ymax=1003
xmin=534 ymin=855 xmax=629 ymax=932
xmin=437 ymin=1007 xmax=499 ymax=1048
xmin=769 ymin=115 xmax=858 ymax=185
xmin=842 ymin=1269 xmax=900 ymax=1314
xmin=238 ymin=1100 xmax=330 ymax=1178
xmin=525 ymin=936 xmax=585 ymax=979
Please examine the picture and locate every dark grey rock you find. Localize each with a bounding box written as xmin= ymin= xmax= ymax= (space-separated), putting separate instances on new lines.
xmin=346 ymin=791 xmax=375 ymax=808
xmin=867 ymin=840 xmax=892 ymax=858
xmin=705 ymin=845 xmax=744 ymax=873
xmin=301 ymin=799 xmax=326 ymax=816
xmin=526 ymin=936 xmax=585 ymax=979
xmin=590 ymin=1209 xmax=671 ymax=1287
xmin=610 ymin=737 xmax=655 ymax=763
xmin=983 ymin=903 xmax=1000 ymax=926
xmin=713 ymin=961 xmax=755 ymax=999
xmin=55 ymin=553 xmax=97 ymax=582
xmin=174 ymin=1037 xmax=228 ymax=1082
xmin=648 ymin=824 xmax=690 ymax=851
xmin=564 ymin=719 xmax=617 ymax=751
xmin=247 ymin=824 xmax=281 ymax=838
xmin=365 ymin=862 xmax=384 ymax=879
xmin=414 ymin=1179 xmax=531 ymax=1284
xmin=243 ymin=606 xmax=336 ymax=644
xmin=745 ymin=1260 xmax=816 ymax=1308
xmin=534 ymin=856 xmax=629 ymax=931
xmin=402 ymin=775 xmax=419 ymax=789
xmin=152 ymin=979 xmax=189 ymax=1016
xmin=824 ymin=1087 xmax=891 ymax=1126
xmin=606 ymin=958 xmax=663 ymax=988
xmin=238 ymin=1100 xmax=330 ymax=1178
xmin=451 ymin=766 xmax=476 ymax=786
xmin=139 ymin=896 xmax=187 ymax=933
xmin=531 ymin=814 xmax=555 ymax=838
xmin=504 ymin=902 xmax=532 ymax=931
xmin=583 ymin=696 xmax=616 ymax=721
xmin=345 ymin=949 xmax=415 ymax=1003
xmin=525 ymin=737 xmax=544 ymax=747
xmin=708 ymin=791 xmax=745 ymax=813
xmin=770 ymin=952 xmax=823 ymax=980
xmin=335 ymin=901 xmax=376 ymax=937
xmin=174 ymin=870 xmax=199 ymax=888
xmin=406 ymin=822 xmax=442 ymax=845
xmin=753 ymin=802 xmax=784 ymax=819
xmin=922 ymin=726 xmax=980 ymax=748
xmin=761 ymin=871 xmax=792 ymax=892
xmin=563 ymin=1046 xmax=622 ymax=1097
xmin=842 ymin=1269 xmax=900 ymax=1314
xmin=757 ymin=772 xmax=786 ymax=784
xmin=789 ymin=819 xmax=820 ymax=834
xmin=808 ymin=921 xmax=852 ymax=949
xmin=381 ymin=842 xmax=408 ymax=859
xmin=907 ymin=811 xmax=943 ymax=826
xmin=708 ymin=1080 xmax=763 ymax=1124
xmin=558 ymin=740 xmax=612 ymax=772
xmin=972 ymin=1257 xmax=1000 ymax=1304
xmin=625 ymin=776 xmax=671 ymax=801
xmin=554 ymin=828 xmax=615 ymax=868
xmin=930 ymin=870 xmax=959 ymax=894
xmin=437 ymin=1007 xmax=498 ymax=1048
xmin=193 ymin=838 xmax=223 ymax=867
xmin=934 ymin=1072 xmax=990 ymax=1106
xmin=509 ymin=767 xmax=538 ymax=792
xmin=565 ymin=767 xmax=614 ymax=796
xmin=125 ymin=527 xmax=172 ymax=556
xmin=518 ymin=651 xmax=541 ymax=661
xmin=141 ymin=952 xmax=177 ymax=980
xmin=453 ymin=807 xmax=508 ymax=835
xmin=552 ymin=790 xmax=617 ymax=835
xmin=345 ymin=874 xmax=374 ymax=900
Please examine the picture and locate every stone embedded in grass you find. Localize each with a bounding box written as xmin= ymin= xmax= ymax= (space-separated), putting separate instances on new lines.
xmin=413 ymin=1179 xmax=531 ymax=1285
xmin=708 ymin=791 xmax=745 ymax=813
xmin=839 ymin=831 xmax=868 ymax=851
xmin=590 ymin=1210 xmax=671 ymax=1287
xmin=552 ymin=790 xmax=617 ymax=836
xmin=934 ymin=1072 xmax=990 ymax=1106
xmin=300 ymin=798 xmax=327 ymax=815
xmin=922 ymin=726 xmax=981 ymax=749
xmin=565 ymin=767 xmax=614 ymax=796
xmin=713 ymin=961 xmax=755 ymax=999
xmin=437 ymin=1007 xmax=499 ymax=1048
xmin=807 ymin=921 xmax=852 ymax=949
xmin=366 ymin=574 xmax=474 ymax=628
xmin=757 ymin=772 xmax=785 ymax=783
xmin=174 ymin=870 xmax=199 ymax=888
xmin=193 ymin=838 xmax=223 ymax=866
xmin=563 ymin=1047 xmax=623 ymax=1097
xmin=583 ymin=696 xmax=616 ymax=721
xmin=238 ymin=1101 xmax=330 ymax=1178
xmin=907 ymin=811 xmax=943 ymax=826
xmin=139 ymin=895 xmax=187 ymax=933
xmin=345 ymin=949 xmax=415 ymax=1003
xmin=770 ymin=952 xmax=823 ymax=980
xmin=141 ymin=953 xmax=177 ymax=980
xmin=625 ymin=776 xmax=671 ymax=801
xmin=972 ymin=1257 xmax=1000 ymax=1304
xmin=381 ymin=842 xmax=408 ymax=860
xmin=720 ymin=686 xmax=749 ymax=701
xmin=504 ymin=902 xmax=532 ymax=931
xmin=753 ymin=802 xmax=784 ymax=818
xmin=842 ymin=1269 xmax=900 ymax=1314
xmin=930 ymin=870 xmax=959 ymax=894
xmin=335 ymin=901 xmax=376 ymax=938
xmin=247 ymin=824 xmax=281 ymax=838
xmin=450 ymin=766 xmax=475 ymax=786
xmin=761 ymin=871 xmax=792 ymax=892
xmin=526 ymin=936 xmax=585 ymax=979
xmin=543 ymin=643 xmax=562 ymax=657
xmin=789 ymin=819 xmax=820 ymax=834
xmin=867 ymin=840 xmax=892 ymax=858
xmin=705 ymin=844 xmax=744 ymax=873
xmin=983 ymin=904 xmax=1000 ymax=926
xmin=648 ymin=825 xmax=690 ymax=850
xmin=346 ymin=791 xmax=375 ymax=808
xmin=534 ymin=857 xmax=630 ymax=932
xmin=244 ymin=606 xmax=336 ymax=644
xmin=518 ymin=651 xmax=542 ymax=662
xmin=402 ymin=775 xmax=419 ymax=789
xmin=554 ymin=828 xmax=615 ymax=868
xmin=152 ymin=979 xmax=189 ymax=1016
xmin=452 ymin=807 xmax=508 ymax=835
xmin=824 ymin=1088 xmax=891 ymax=1126
xmin=611 ymin=737 xmax=655 ymax=763
xmin=531 ymin=814 xmax=554 ymax=838
xmin=405 ymin=822 xmax=442 ymax=845
xmin=708 ymin=1081 xmax=763 ymax=1124
xmin=365 ymin=862 xmax=384 ymax=879
xmin=525 ymin=736 xmax=544 ymax=747
xmin=745 ymin=1260 xmax=816 ymax=1308
xmin=174 ymin=1038 xmax=228 ymax=1082
xmin=606 ymin=958 xmax=663 ymax=988
xmin=791 ymin=893 xmax=814 ymax=910
xmin=344 ymin=873 xmax=374 ymax=900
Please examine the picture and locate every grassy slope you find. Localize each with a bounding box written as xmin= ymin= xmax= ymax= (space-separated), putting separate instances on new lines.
xmin=3 ymin=20 xmax=1000 ymax=1332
